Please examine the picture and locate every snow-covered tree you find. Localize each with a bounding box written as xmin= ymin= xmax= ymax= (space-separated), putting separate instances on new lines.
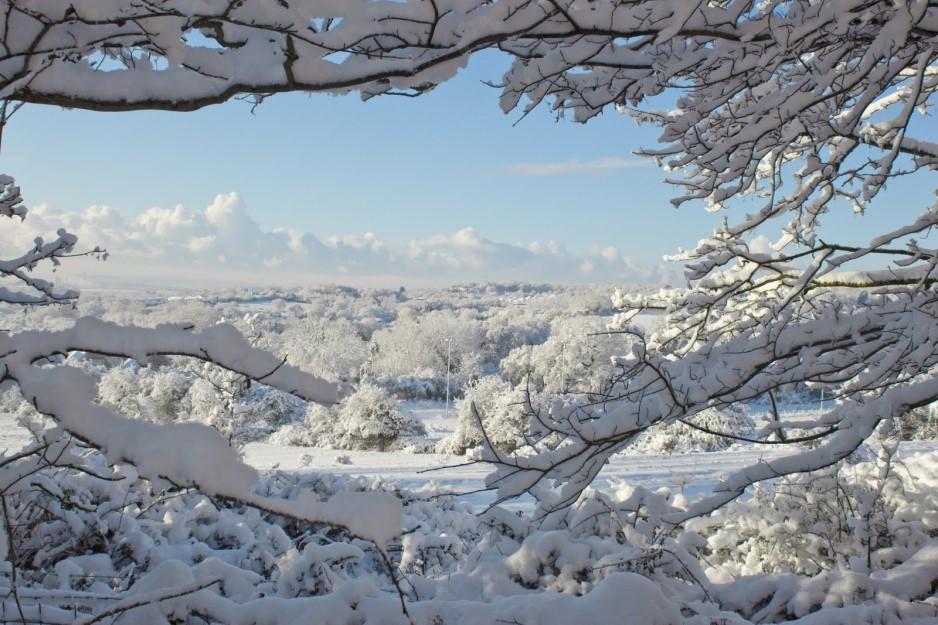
xmin=277 ymin=316 xmax=369 ymax=383
xmin=367 ymin=309 xmax=484 ymax=392
xmin=438 ymin=376 xmax=527 ymax=455
xmin=467 ymin=0 xmax=938 ymax=522
xmin=500 ymin=316 xmax=637 ymax=394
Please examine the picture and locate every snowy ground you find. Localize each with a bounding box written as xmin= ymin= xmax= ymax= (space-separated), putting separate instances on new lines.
xmin=243 ymin=439 xmax=938 ymax=510
xmin=3 ymin=399 xmax=935 ymax=513
xmin=243 ymin=401 xmax=938 ymax=510
xmin=243 ymin=442 xmax=784 ymax=509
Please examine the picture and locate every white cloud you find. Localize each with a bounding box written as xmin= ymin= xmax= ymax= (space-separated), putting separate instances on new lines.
xmin=323 ymin=231 xmax=384 ymax=252
xmin=204 ymin=192 xmax=250 ymax=229
xmin=499 ymin=156 xmax=650 ymax=176
xmin=528 ymin=240 xmax=564 ymax=256
xmin=136 ymin=204 xmax=195 ymax=238
xmin=2 ymin=193 xmax=676 ymax=289
xmin=598 ymin=245 xmax=620 ymax=262
xmin=748 ymin=234 xmax=775 ymax=255
xmin=188 ymin=235 xmax=216 ymax=253
xmin=407 ymin=228 xmax=503 ymax=268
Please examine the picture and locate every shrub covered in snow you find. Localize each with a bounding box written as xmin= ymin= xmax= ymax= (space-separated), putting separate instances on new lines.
xmin=334 ymin=382 xmax=424 ymax=451
xmin=273 ymin=383 xmax=424 ymax=452
xmin=4 ymin=425 xmax=938 ymax=625
xmin=626 ymin=404 xmax=756 ymax=455
xmin=269 ymin=403 xmax=337 ymax=448
xmin=437 ymin=376 xmax=527 ymax=455
xmin=897 ymin=403 xmax=938 ymax=441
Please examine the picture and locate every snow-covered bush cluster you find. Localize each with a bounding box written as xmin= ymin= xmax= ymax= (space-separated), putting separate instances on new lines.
xmin=0 ymin=283 xmax=667 ymax=453
xmin=627 ymin=405 xmax=756 ymax=455
xmin=2 ymin=418 xmax=937 ymax=624
xmin=690 ymin=443 xmax=938 ymax=579
xmin=94 ymin=355 xmax=305 ymax=443
xmin=273 ymin=383 xmax=425 ymax=452
xmin=6 ymin=284 xmax=936 ymax=457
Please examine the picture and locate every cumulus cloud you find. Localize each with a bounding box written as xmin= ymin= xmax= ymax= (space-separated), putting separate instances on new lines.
xmin=188 ymin=235 xmax=216 ymax=253
xmin=405 ymin=227 xmax=550 ymax=271
xmin=323 ymin=232 xmax=384 ymax=253
xmin=598 ymin=246 xmax=620 ymax=262
xmin=498 ymin=156 xmax=650 ymax=176
xmin=748 ymin=234 xmax=776 ymax=255
xmin=3 ymin=193 xmax=675 ymax=289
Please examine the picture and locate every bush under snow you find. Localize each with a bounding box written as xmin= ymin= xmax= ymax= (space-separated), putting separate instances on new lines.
xmin=3 ymin=424 xmax=938 ymax=624
xmin=272 ymin=383 xmax=425 ymax=452
xmin=626 ymin=404 xmax=756 ymax=455
xmin=436 ymin=376 xmax=528 ymax=455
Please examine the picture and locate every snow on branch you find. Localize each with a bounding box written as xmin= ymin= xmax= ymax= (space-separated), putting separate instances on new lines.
xmin=0 ymin=175 xmax=103 ymax=305
xmin=1 ymin=318 xmax=402 ymax=547
xmin=0 ymin=175 xmax=25 ymax=220
xmin=483 ymin=285 xmax=938 ymax=520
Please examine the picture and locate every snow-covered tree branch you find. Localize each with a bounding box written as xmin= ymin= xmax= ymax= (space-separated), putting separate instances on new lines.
xmin=0 ymin=175 xmax=102 ymax=305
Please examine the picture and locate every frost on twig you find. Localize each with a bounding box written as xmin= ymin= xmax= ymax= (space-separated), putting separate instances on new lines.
xmin=0 ymin=175 xmax=106 ymax=306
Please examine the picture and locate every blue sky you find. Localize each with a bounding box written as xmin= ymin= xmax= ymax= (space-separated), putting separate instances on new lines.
xmin=2 ymin=49 xmax=936 ymax=288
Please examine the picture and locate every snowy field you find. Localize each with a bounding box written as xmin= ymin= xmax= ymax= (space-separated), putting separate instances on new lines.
xmin=5 ymin=399 xmax=932 ymax=513
xmin=245 ymin=436 xmax=938 ymax=510
xmin=240 ymin=403 xmax=938 ymax=511
xmin=256 ymin=396 xmax=938 ymax=505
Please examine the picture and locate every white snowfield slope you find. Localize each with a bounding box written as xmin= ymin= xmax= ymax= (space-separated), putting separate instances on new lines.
xmin=242 ymin=443 xmax=806 ymax=509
